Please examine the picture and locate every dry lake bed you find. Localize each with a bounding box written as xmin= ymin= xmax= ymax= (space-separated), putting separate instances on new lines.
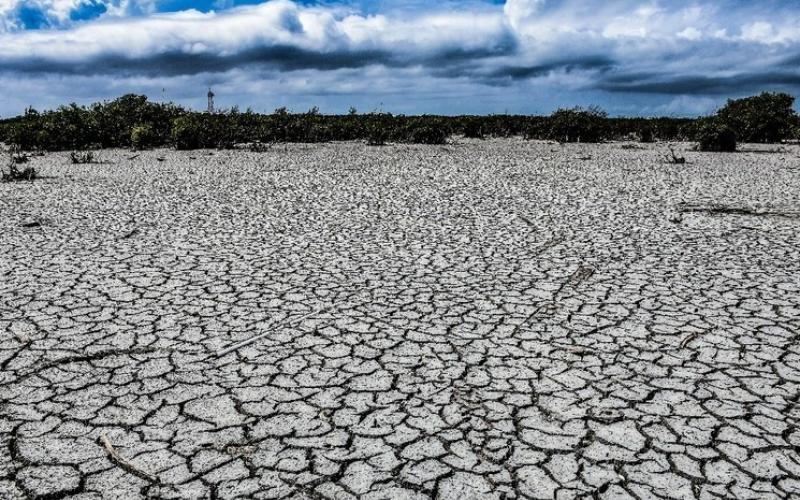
xmin=1 ymin=139 xmax=800 ymax=499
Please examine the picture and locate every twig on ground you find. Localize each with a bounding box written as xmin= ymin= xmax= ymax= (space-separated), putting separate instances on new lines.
xmin=216 ymin=300 xmax=348 ymax=357
xmin=516 ymin=214 xmax=535 ymax=227
xmin=552 ymin=343 xmax=588 ymax=354
xmin=677 ymin=203 xmax=800 ymax=219
xmin=99 ymin=433 xmax=160 ymax=484
xmin=680 ymin=333 xmax=700 ymax=348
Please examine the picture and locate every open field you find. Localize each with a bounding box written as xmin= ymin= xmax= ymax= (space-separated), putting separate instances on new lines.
xmin=2 ymin=139 xmax=800 ymax=499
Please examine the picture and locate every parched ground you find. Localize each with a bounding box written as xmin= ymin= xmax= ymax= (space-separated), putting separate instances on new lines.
xmin=1 ymin=140 xmax=800 ymax=500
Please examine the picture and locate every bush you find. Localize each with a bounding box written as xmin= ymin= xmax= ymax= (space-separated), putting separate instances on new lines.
xmin=364 ymin=115 xmax=389 ymax=146
xmin=131 ymin=124 xmax=156 ymax=150
xmin=403 ymin=118 xmax=449 ymax=144
xmin=696 ymin=120 xmax=737 ymax=152
xmin=547 ymin=107 xmax=608 ymax=143
xmin=462 ymin=119 xmax=484 ymax=139
xmin=406 ymin=125 xmax=448 ymax=144
xmin=171 ymin=115 xmax=203 ymax=150
xmin=637 ymin=125 xmax=655 ymax=143
xmin=365 ymin=124 xmax=387 ymax=146
xmin=716 ymin=92 xmax=796 ymax=143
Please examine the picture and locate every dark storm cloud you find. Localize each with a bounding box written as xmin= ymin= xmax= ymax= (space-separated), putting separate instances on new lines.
xmin=488 ymin=55 xmax=615 ymax=80
xmin=0 ymin=42 xmax=521 ymax=78
xmin=598 ymin=71 xmax=800 ymax=95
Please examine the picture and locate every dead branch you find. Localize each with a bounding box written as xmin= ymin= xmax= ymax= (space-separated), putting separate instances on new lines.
xmin=216 ymin=300 xmax=348 ymax=357
xmin=99 ymin=433 xmax=160 ymax=484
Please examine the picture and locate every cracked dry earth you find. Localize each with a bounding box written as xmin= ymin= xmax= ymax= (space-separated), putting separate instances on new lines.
xmin=1 ymin=139 xmax=800 ymax=500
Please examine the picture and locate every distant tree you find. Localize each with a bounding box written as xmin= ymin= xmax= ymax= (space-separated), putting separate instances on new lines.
xmin=716 ymin=92 xmax=796 ymax=143
xmin=546 ymin=107 xmax=608 ymax=143
xmin=637 ymin=125 xmax=655 ymax=143
xmin=462 ymin=118 xmax=484 ymax=139
xmin=696 ymin=119 xmax=737 ymax=152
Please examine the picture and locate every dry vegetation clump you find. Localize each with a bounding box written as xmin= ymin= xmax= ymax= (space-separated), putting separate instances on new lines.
xmin=70 ymin=151 xmax=95 ymax=164
xmin=2 ymin=147 xmax=36 ymax=182
xmin=665 ymin=147 xmax=686 ymax=164
xmin=248 ymin=141 xmax=272 ymax=152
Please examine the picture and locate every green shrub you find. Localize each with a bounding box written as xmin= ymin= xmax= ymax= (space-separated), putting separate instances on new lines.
xmin=547 ymin=107 xmax=608 ymax=143
xmin=697 ymin=120 xmax=737 ymax=152
xmin=402 ymin=117 xmax=449 ymax=144
xmin=407 ymin=125 xmax=448 ymax=144
xmin=716 ymin=92 xmax=796 ymax=143
xmin=365 ymin=122 xmax=387 ymax=146
xmin=171 ymin=115 xmax=203 ymax=150
xmin=131 ymin=124 xmax=156 ymax=150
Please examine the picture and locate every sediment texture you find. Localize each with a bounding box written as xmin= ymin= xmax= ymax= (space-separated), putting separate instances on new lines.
xmin=1 ymin=140 xmax=799 ymax=499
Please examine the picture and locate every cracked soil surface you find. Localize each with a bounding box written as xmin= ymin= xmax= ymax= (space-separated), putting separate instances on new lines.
xmin=1 ymin=140 xmax=800 ymax=499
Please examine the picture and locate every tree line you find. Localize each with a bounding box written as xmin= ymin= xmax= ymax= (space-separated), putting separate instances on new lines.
xmin=0 ymin=92 xmax=797 ymax=152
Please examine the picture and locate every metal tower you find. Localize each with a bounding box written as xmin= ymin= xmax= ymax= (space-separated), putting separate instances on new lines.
xmin=207 ymin=88 xmax=215 ymax=113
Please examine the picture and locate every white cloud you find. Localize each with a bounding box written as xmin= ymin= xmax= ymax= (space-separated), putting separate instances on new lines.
xmin=654 ymin=95 xmax=718 ymax=116
xmin=503 ymin=0 xmax=546 ymax=31
xmin=0 ymin=1 xmax=510 ymax=65
xmin=677 ymin=27 xmax=701 ymax=41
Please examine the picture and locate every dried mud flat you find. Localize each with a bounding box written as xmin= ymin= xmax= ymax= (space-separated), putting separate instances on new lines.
xmin=1 ymin=139 xmax=799 ymax=500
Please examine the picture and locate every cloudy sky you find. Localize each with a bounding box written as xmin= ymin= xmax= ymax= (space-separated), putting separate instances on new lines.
xmin=1 ymin=0 xmax=799 ymax=117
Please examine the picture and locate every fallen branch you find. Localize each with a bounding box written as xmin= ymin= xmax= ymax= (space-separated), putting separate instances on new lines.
xmin=516 ymin=214 xmax=535 ymax=227
xmin=99 ymin=433 xmax=160 ymax=484
xmin=677 ymin=203 xmax=800 ymax=219
xmin=680 ymin=332 xmax=700 ymax=348
xmin=552 ymin=343 xmax=588 ymax=354
xmin=216 ymin=300 xmax=347 ymax=357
